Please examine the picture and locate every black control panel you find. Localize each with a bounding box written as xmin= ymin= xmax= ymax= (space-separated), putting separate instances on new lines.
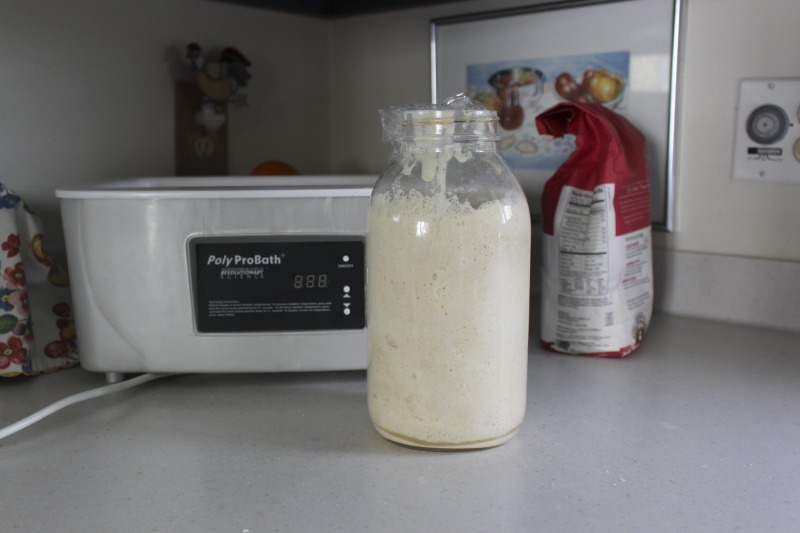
xmin=191 ymin=237 xmax=365 ymax=333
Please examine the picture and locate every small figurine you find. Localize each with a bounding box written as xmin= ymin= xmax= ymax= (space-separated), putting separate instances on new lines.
xmin=186 ymin=43 xmax=252 ymax=133
xmin=186 ymin=43 xmax=252 ymax=105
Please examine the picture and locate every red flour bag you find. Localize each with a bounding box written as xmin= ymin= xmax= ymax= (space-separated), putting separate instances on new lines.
xmin=536 ymin=103 xmax=653 ymax=357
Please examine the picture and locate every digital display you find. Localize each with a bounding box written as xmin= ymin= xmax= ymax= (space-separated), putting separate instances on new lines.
xmin=192 ymin=238 xmax=365 ymax=333
xmin=293 ymin=273 xmax=328 ymax=289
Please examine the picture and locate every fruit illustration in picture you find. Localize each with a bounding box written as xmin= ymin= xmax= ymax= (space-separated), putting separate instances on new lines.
xmin=555 ymin=73 xmax=581 ymax=101
xmin=555 ymin=69 xmax=624 ymax=105
xmin=586 ymin=70 xmax=624 ymax=103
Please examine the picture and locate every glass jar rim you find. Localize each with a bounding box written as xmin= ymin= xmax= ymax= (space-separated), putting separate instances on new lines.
xmin=380 ymin=95 xmax=499 ymax=143
xmin=393 ymin=109 xmax=499 ymax=142
xmin=402 ymin=108 xmax=497 ymax=122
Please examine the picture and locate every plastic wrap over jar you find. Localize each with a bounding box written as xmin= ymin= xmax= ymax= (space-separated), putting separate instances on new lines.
xmin=379 ymin=94 xmax=499 ymax=147
xmin=367 ymin=95 xmax=532 ymax=449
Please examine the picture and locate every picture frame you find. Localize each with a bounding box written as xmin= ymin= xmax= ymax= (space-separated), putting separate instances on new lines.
xmin=431 ymin=0 xmax=682 ymax=230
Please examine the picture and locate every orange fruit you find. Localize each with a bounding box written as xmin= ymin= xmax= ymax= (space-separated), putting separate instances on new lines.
xmin=250 ymin=160 xmax=300 ymax=176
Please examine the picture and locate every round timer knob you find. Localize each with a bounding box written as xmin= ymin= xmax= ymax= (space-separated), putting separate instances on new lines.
xmin=746 ymin=104 xmax=790 ymax=145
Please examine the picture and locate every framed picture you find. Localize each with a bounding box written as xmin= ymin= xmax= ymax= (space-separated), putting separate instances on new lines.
xmin=431 ymin=0 xmax=682 ymax=230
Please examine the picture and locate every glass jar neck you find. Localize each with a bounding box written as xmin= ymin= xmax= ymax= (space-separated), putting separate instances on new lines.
xmin=398 ymin=138 xmax=498 ymax=152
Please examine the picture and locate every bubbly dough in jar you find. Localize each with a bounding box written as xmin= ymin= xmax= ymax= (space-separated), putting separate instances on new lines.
xmin=366 ymin=190 xmax=531 ymax=448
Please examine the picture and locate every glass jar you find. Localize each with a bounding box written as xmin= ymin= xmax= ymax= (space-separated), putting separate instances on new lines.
xmin=367 ymin=95 xmax=532 ymax=449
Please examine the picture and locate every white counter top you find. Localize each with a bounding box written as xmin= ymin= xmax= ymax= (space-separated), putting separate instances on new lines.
xmin=2 ymin=312 xmax=799 ymax=532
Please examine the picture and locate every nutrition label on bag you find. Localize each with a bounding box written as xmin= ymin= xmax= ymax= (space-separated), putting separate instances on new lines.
xmin=541 ymin=182 xmax=652 ymax=355
xmin=558 ymin=186 xmax=610 ymax=297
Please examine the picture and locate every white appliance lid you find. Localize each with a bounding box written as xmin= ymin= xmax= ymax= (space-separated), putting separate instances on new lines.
xmin=55 ymin=176 xmax=378 ymax=200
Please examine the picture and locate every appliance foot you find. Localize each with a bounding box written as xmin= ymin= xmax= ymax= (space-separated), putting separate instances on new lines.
xmin=105 ymin=372 xmax=126 ymax=384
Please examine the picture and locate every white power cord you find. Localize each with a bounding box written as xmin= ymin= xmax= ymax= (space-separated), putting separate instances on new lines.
xmin=0 ymin=373 xmax=170 ymax=441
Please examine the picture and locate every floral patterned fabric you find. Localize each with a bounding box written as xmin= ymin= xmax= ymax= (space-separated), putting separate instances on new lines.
xmin=0 ymin=184 xmax=78 ymax=376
